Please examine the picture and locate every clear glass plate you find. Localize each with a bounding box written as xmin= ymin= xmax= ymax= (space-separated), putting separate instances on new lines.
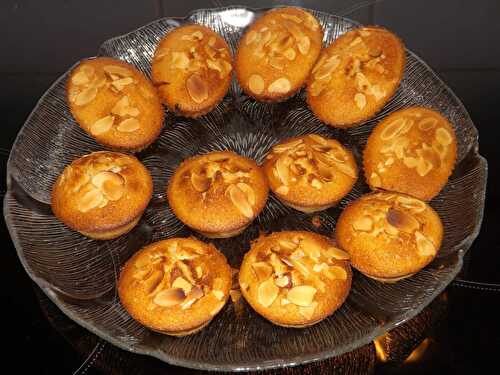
xmin=3 ymin=6 xmax=487 ymax=372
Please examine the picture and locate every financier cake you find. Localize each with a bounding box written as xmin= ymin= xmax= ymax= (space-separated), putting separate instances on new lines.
xmin=239 ymin=231 xmax=352 ymax=327
xmin=235 ymin=7 xmax=323 ymax=102
xmin=364 ymin=107 xmax=457 ymax=200
xmin=307 ymin=26 xmax=405 ymax=128
xmin=118 ymin=237 xmax=232 ymax=336
xmin=152 ymin=24 xmax=233 ymax=118
xmin=51 ymin=151 xmax=153 ymax=240
xmin=67 ymin=57 xmax=164 ymax=151
xmin=167 ymin=151 xmax=269 ymax=238
xmin=336 ymin=192 xmax=443 ymax=282
xmin=263 ymin=134 xmax=358 ymax=212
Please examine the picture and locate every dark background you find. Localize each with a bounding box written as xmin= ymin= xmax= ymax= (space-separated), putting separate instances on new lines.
xmin=1 ymin=0 xmax=499 ymax=374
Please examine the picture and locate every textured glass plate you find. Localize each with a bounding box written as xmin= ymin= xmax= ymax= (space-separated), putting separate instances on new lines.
xmin=4 ymin=6 xmax=487 ymax=372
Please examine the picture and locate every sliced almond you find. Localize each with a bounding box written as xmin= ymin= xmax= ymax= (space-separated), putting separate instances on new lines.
xmin=418 ymin=117 xmax=438 ymax=131
xmin=314 ymin=55 xmax=340 ymax=80
xmin=396 ymin=196 xmax=427 ymax=213
xmin=298 ymin=301 xmax=318 ymax=320
xmin=258 ymin=277 xmax=279 ymax=307
xmin=386 ymin=208 xmax=420 ymax=233
xmin=111 ymin=77 xmax=134 ymax=91
xmin=144 ymin=270 xmax=164 ymax=294
xmin=275 ymin=185 xmax=289 ymax=195
xmin=229 ymin=184 xmax=254 ymax=219
xmin=273 ymin=138 xmax=303 ymax=153
xmin=325 ymin=247 xmax=350 ymax=260
xmin=274 ymin=274 xmax=290 ymax=288
xmin=248 ymin=74 xmax=264 ymax=95
xmin=299 ymin=237 xmax=321 ymax=260
xmin=75 ymin=86 xmax=97 ymax=106
xmin=186 ymin=74 xmax=209 ymax=103
xmin=117 ymin=118 xmax=140 ymax=133
xmin=78 ymin=188 xmax=104 ymax=212
xmin=281 ymin=13 xmax=302 ymax=23
xmin=415 ymin=231 xmax=437 ymax=257
xmin=172 ymin=277 xmax=192 ymax=294
xmin=191 ymin=172 xmax=210 ymax=192
xmin=352 ymin=216 xmax=373 ymax=232
xmin=252 ymin=262 xmax=273 ymax=282
xmin=287 ymin=285 xmax=316 ymax=307
xmin=236 ymin=182 xmax=256 ymax=206
xmin=269 ymin=55 xmax=286 ymax=70
xmin=246 ymin=30 xmax=258 ymax=45
xmin=103 ymin=65 xmax=132 ymax=78
xmin=191 ymin=30 xmax=203 ymax=40
xmin=416 ymin=157 xmax=433 ymax=177
xmin=326 ymin=265 xmax=347 ymax=281
xmin=297 ymin=36 xmax=311 ymax=55
xmin=72 ymin=71 xmax=90 ymax=85
xmin=283 ymin=48 xmax=296 ymax=61
xmin=268 ymin=77 xmax=291 ymax=94
xmin=435 ymin=127 xmax=452 ymax=146
xmin=153 ymin=288 xmax=185 ymax=307
xmin=212 ymin=290 xmax=225 ymax=301
xmin=380 ymin=118 xmax=409 ymax=140
xmin=171 ymin=51 xmax=190 ymax=70
xmin=275 ymin=156 xmax=291 ymax=185
xmin=354 ymin=92 xmax=366 ymax=109
xmin=91 ymin=115 xmax=114 ymax=135
xmin=180 ymin=285 xmax=204 ymax=310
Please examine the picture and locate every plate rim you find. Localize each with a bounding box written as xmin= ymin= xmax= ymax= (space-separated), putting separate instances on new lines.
xmin=4 ymin=5 xmax=489 ymax=372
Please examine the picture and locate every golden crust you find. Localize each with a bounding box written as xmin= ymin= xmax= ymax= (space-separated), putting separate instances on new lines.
xmin=67 ymin=57 xmax=164 ymax=151
xmin=263 ymin=134 xmax=358 ymax=212
xmin=364 ymin=106 xmax=457 ymax=200
xmin=235 ymin=7 xmax=323 ymax=102
xmin=151 ymin=24 xmax=233 ymax=118
xmin=335 ymin=192 xmax=443 ymax=280
xmin=306 ymin=26 xmax=405 ymax=128
xmin=239 ymin=231 xmax=352 ymax=327
xmin=51 ymin=151 xmax=152 ymax=237
xmin=167 ymin=151 xmax=269 ymax=237
xmin=118 ymin=237 xmax=232 ymax=335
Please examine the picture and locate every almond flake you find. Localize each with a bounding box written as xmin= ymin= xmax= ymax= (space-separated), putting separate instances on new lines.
xmin=248 ymin=74 xmax=264 ymax=95
xmin=91 ymin=115 xmax=114 ymax=135
xmin=258 ymin=277 xmax=279 ymax=307
xmin=117 ymin=118 xmax=140 ymax=132
xmin=287 ymin=285 xmax=316 ymax=307
xmin=153 ymin=288 xmax=185 ymax=307
xmin=268 ymin=77 xmax=291 ymax=94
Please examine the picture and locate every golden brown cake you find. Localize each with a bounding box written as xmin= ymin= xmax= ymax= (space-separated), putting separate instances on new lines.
xmin=364 ymin=107 xmax=457 ymax=200
xmin=336 ymin=192 xmax=443 ymax=282
xmin=167 ymin=151 xmax=269 ymax=238
xmin=118 ymin=237 xmax=232 ymax=336
xmin=307 ymin=26 xmax=405 ymax=128
xmin=235 ymin=7 xmax=323 ymax=102
xmin=67 ymin=57 xmax=164 ymax=152
xmin=239 ymin=231 xmax=352 ymax=327
xmin=51 ymin=151 xmax=153 ymax=240
xmin=151 ymin=24 xmax=233 ymax=118
xmin=263 ymin=134 xmax=358 ymax=212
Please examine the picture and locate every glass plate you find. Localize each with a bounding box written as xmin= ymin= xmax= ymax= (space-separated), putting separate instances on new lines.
xmin=4 ymin=6 xmax=487 ymax=372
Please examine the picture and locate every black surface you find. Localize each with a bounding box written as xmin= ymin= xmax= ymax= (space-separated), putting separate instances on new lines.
xmin=2 ymin=1 xmax=499 ymax=374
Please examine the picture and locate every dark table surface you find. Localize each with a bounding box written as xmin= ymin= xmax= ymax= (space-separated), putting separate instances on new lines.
xmin=2 ymin=1 xmax=500 ymax=374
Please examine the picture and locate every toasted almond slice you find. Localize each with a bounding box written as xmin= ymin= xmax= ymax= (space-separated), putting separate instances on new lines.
xmin=325 ymin=265 xmax=347 ymax=281
xmin=249 ymin=74 xmax=264 ymax=95
xmin=207 ymin=58 xmax=221 ymax=73
xmin=91 ymin=115 xmax=114 ymax=135
xmin=252 ymin=262 xmax=273 ymax=282
xmin=283 ymin=48 xmax=296 ymax=61
xmin=287 ymin=285 xmax=317 ymax=307
xmin=245 ymin=30 xmax=258 ymax=45
xmin=75 ymin=86 xmax=97 ymax=106
xmin=117 ymin=118 xmax=140 ymax=132
xmin=386 ymin=208 xmax=420 ymax=233
xmin=418 ymin=117 xmax=438 ymax=131
xmin=273 ymin=139 xmax=303 ymax=153
xmin=416 ymin=157 xmax=433 ymax=177
xmin=298 ymin=301 xmax=318 ymax=320
xmin=268 ymin=77 xmax=291 ymax=94
xmin=171 ymin=51 xmax=190 ymax=70
xmin=269 ymin=55 xmax=286 ymax=70
xmin=299 ymin=237 xmax=322 ymax=260
xmin=111 ymin=96 xmax=130 ymax=116
xmin=229 ymin=184 xmax=254 ymax=219
xmin=172 ymin=277 xmax=192 ymax=294
xmin=275 ymin=156 xmax=291 ymax=185
xmin=281 ymin=13 xmax=302 ymax=23
xmin=258 ymin=277 xmax=279 ymax=307
xmin=103 ymin=65 xmax=132 ymax=78
xmin=370 ymin=172 xmax=382 ymax=187
xmin=274 ymin=274 xmax=290 ymax=288
xmin=435 ymin=127 xmax=452 ymax=146
xmin=354 ymin=92 xmax=366 ymax=109
xmin=212 ymin=290 xmax=225 ymax=301
xmin=144 ymin=270 xmax=164 ymax=294
xmin=72 ymin=71 xmax=90 ymax=85
xmin=186 ymin=74 xmax=209 ymax=103
xmin=275 ymin=185 xmax=289 ymax=195
xmin=380 ymin=118 xmax=410 ymax=140
xmin=279 ymin=238 xmax=298 ymax=251
xmin=191 ymin=172 xmax=210 ymax=192
xmin=78 ymin=188 xmax=104 ymax=212
xmin=352 ymin=216 xmax=373 ymax=232
xmin=180 ymin=285 xmax=204 ymax=310
xmin=325 ymin=247 xmax=350 ymax=260
xmin=133 ymin=267 xmax=152 ymax=280
xmin=315 ymin=55 xmax=340 ymax=80
xmin=415 ymin=231 xmax=437 ymax=257
xmin=396 ymin=196 xmax=427 ymax=213
xmin=236 ymin=182 xmax=256 ymax=206
xmin=297 ymin=36 xmax=310 ymax=55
